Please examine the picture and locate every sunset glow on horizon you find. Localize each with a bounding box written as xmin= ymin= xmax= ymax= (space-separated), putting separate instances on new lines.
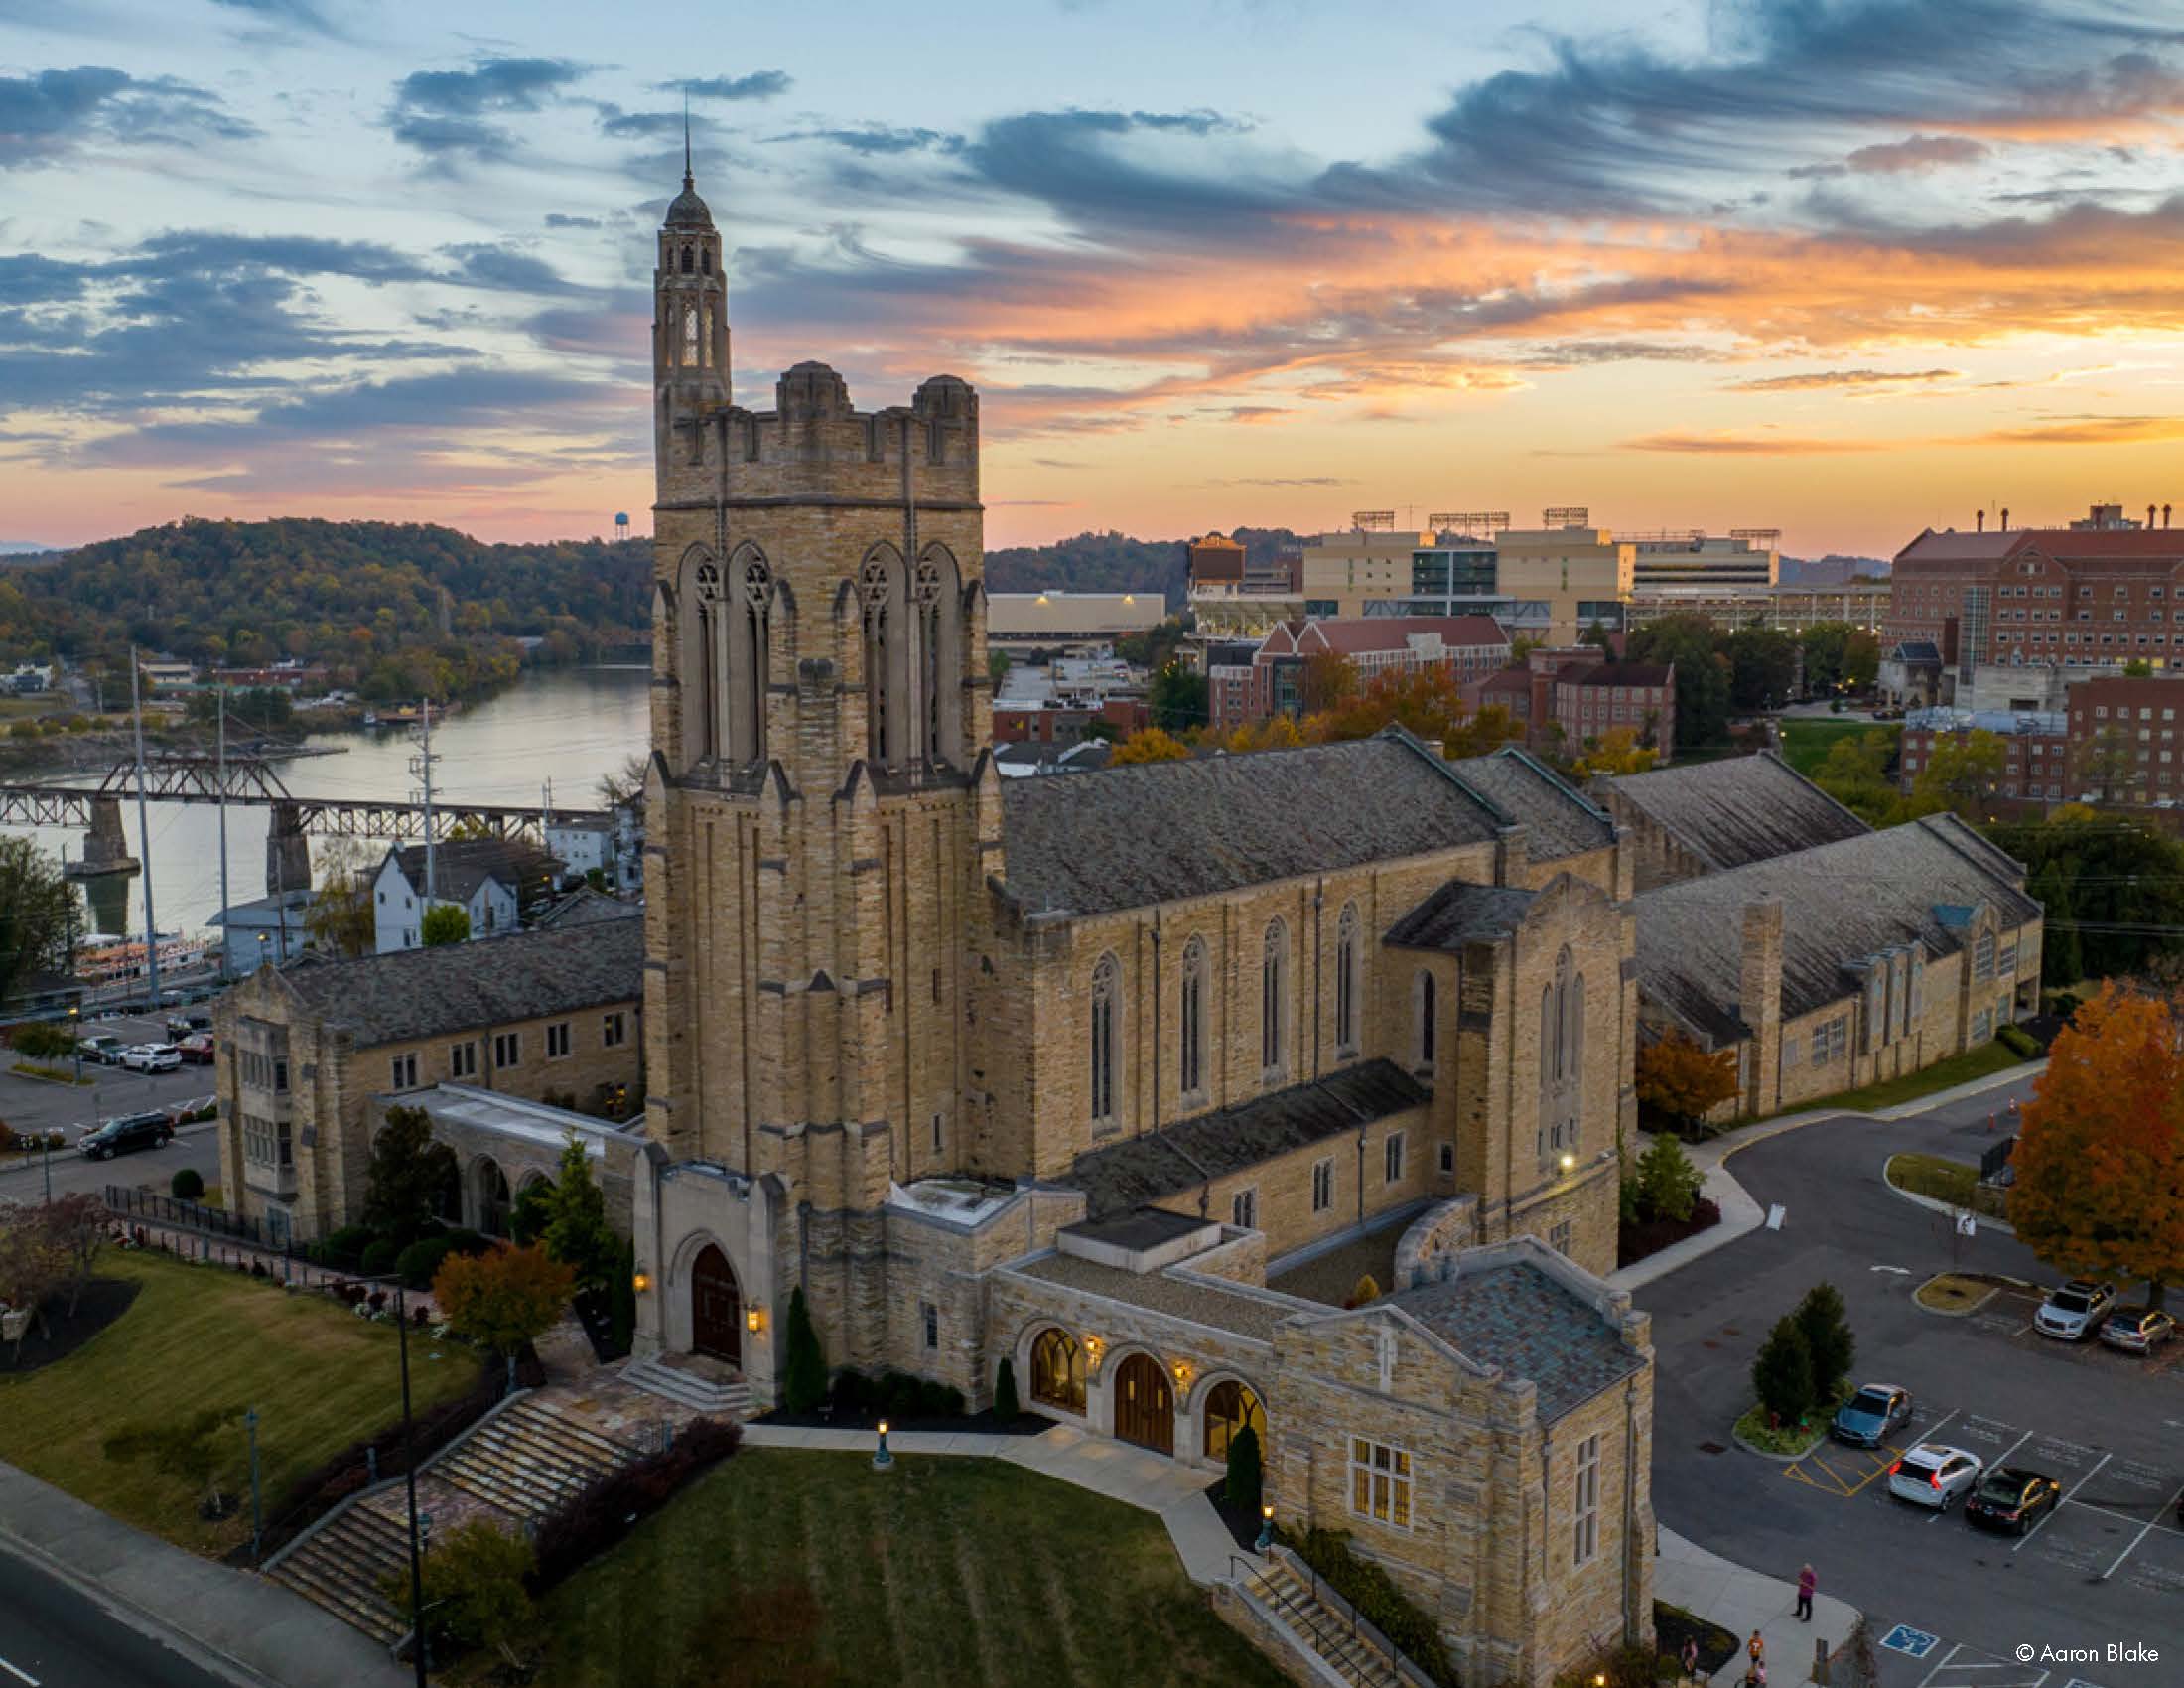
xmin=4 ymin=0 xmax=2183 ymax=558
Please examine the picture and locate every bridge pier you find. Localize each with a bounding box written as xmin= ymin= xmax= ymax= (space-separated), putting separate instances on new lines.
xmin=266 ymin=802 xmax=312 ymax=897
xmin=68 ymin=796 xmax=139 ymax=879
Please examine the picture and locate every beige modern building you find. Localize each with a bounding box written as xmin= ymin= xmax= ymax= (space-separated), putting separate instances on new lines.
xmin=1493 ymin=522 xmax=1636 ymax=644
xmin=984 ymin=590 xmax=1167 ymax=652
xmin=632 ymin=165 xmax=1653 ymax=1683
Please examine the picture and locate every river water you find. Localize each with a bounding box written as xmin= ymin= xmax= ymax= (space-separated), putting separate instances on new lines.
xmin=20 ymin=666 xmax=649 ymax=942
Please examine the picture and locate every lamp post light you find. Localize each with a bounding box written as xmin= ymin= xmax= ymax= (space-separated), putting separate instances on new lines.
xmin=1255 ymin=1502 xmax=1275 ymax=1554
xmin=873 ymin=1418 xmax=894 ymax=1472
xmin=68 ymin=1005 xmax=80 ymax=1083
xmin=245 ymin=1407 xmax=263 ymax=1565
xmin=396 ymin=1280 xmax=430 ymax=1688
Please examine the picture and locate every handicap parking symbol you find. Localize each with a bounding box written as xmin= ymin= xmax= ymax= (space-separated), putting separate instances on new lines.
xmin=1879 ymin=1624 xmax=1941 ymax=1659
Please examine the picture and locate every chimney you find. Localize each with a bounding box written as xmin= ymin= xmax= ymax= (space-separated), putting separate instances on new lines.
xmin=1738 ymin=896 xmax=1785 ymax=1116
xmin=2001 ymin=507 xmax=2010 ymax=531
xmin=2151 ymin=504 xmax=2159 ymax=531
xmin=1976 ymin=509 xmax=1984 ymax=533
xmin=2165 ymin=504 xmax=2173 ymax=530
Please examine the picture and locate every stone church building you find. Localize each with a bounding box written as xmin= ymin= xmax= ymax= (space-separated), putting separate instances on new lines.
xmin=627 ymin=165 xmax=1652 ymax=1684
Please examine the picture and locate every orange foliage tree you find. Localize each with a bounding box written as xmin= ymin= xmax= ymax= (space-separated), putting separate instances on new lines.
xmin=2010 ymin=983 xmax=2184 ymax=1308
xmin=1573 ymin=726 xmax=1659 ymax=779
xmin=1111 ymin=726 xmax=1193 ymax=765
xmin=433 ymin=1244 xmax=576 ymax=1380
xmin=1223 ymin=714 xmax=1304 ymax=754
xmin=1634 ymin=1032 xmax=1740 ymax=1133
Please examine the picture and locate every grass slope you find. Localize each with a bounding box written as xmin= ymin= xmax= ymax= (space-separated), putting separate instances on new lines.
xmin=1778 ymin=717 xmax=1901 ymax=775
xmin=0 ymin=1250 xmax=479 ymax=1554
xmin=1783 ymin=1040 xmax=2022 ymax=1118
xmin=538 ymin=1449 xmax=1285 ymax=1688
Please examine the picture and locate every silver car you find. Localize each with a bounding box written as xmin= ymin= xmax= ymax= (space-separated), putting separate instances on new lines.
xmin=2035 ymin=1279 xmax=2117 ymax=1341
xmin=1889 ymin=1444 xmax=1982 ymax=1511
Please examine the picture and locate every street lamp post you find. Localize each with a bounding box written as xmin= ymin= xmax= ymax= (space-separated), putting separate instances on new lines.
xmin=68 ymin=1005 xmax=80 ymax=1084
xmin=245 ymin=1407 xmax=263 ymax=1565
xmin=396 ymin=1281 xmax=429 ymax=1688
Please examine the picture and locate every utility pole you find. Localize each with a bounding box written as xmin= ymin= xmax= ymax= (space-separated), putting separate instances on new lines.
xmin=413 ymin=699 xmax=439 ymax=904
xmin=216 ymin=687 xmax=231 ymax=980
xmin=128 ymin=646 xmax=160 ymax=1013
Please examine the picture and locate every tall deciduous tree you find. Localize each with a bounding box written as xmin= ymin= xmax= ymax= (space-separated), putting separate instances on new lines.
xmin=1910 ymin=728 xmax=2007 ymax=819
xmin=1626 ymin=615 xmax=1728 ymax=754
xmin=421 ymin=903 xmax=471 ymax=946
xmin=1634 ymin=1032 xmax=1740 ymax=1133
xmin=1147 ymin=661 xmax=1209 ymax=734
xmin=0 ymin=836 xmax=81 ymax=1011
xmin=1989 ymin=810 xmax=2184 ymax=980
xmin=2009 ymin=983 xmax=2184 ymax=1309
xmin=541 ymin=1133 xmax=617 ymax=1293
xmin=433 ymin=1245 xmax=575 ymax=1366
xmin=304 ymin=838 xmax=377 ymax=959
xmin=1111 ymin=726 xmax=1193 ymax=765
xmin=1572 ymin=726 xmax=1658 ymax=779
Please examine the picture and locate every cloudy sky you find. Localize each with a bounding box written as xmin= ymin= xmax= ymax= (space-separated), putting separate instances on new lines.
xmin=3 ymin=0 xmax=2182 ymax=555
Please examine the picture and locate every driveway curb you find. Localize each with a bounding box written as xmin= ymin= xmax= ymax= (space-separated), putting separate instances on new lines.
xmin=1880 ymin=1158 xmax=2018 ymax=1235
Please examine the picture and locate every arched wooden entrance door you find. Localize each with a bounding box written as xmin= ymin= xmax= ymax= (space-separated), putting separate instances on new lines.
xmin=690 ymin=1245 xmax=743 ymax=1366
xmin=1113 ymin=1353 xmax=1173 ymax=1456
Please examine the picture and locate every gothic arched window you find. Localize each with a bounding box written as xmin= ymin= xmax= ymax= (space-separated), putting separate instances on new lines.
xmin=1030 ymin=1328 xmax=1086 ymax=1413
xmin=701 ymin=246 xmax=712 ymax=276
xmin=700 ymin=304 xmax=713 ymax=369
xmin=1179 ymin=935 xmax=1207 ymax=1103
xmin=1090 ymin=953 xmax=1120 ymax=1129
xmin=915 ymin=545 xmax=963 ymax=769
xmin=1334 ymin=903 xmax=1360 ymax=1057
xmin=860 ymin=546 xmax=907 ymax=768
xmin=681 ymin=303 xmax=699 ymax=364
xmin=1539 ymin=947 xmax=1583 ymax=1162
xmin=725 ymin=546 xmax=769 ymax=764
xmin=1415 ymin=969 xmax=1436 ymax=1071
xmin=686 ymin=553 xmax=723 ymax=763
xmin=680 ymin=244 xmax=694 ymax=274
xmin=1261 ymin=917 xmax=1289 ymax=1083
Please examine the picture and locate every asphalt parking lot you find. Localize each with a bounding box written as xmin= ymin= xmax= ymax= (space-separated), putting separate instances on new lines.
xmin=0 ymin=1013 xmax=220 ymax=1199
xmin=1640 ymin=1107 xmax=2183 ymax=1688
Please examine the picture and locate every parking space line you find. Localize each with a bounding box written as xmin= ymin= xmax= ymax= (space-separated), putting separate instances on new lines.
xmin=1915 ymin=1642 xmax=1965 ymax=1687
xmin=1990 ymin=1428 xmax=2035 ymax=1469
xmin=2099 ymin=1477 xmax=2184 ymax=1581
xmin=2015 ymin=1452 xmax=2111 ymax=1553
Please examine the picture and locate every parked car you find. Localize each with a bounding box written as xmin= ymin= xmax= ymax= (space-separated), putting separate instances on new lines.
xmin=75 ymin=1034 xmax=126 ymax=1064
xmin=177 ymin=1032 xmax=216 ymax=1065
xmin=76 ymin=1111 xmax=174 ymax=1159
xmin=2099 ymin=1306 xmax=2176 ymax=1354
xmin=165 ymin=1013 xmax=212 ymax=1040
xmin=1965 ymin=1467 xmax=2063 ymax=1535
xmin=1831 ymin=1382 xmax=1913 ymax=1448
xmin=1888 ymin=1444 xmax=1983 ymax=1511
xmin=2035 ymin=1279 xmax=2118 ymax=1341
xmin=118 ymin=1044 xmax=182 ymax=1073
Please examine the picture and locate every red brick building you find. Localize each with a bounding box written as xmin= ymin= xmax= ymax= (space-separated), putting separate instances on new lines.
xmin=1898 ymin=672 xmax=2184 ymax=807
xmin=1209 ymin=615 xmax=1510 ymax=731
xmin=1467 ymin=647 xmax=1675 ymax=762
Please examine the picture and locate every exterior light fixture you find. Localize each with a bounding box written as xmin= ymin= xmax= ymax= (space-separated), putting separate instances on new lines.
xmin=631 ymin=1270 xmax=651 ymax=1294
xmin=746 ymin=1307 xmax=762 ymax=1334
xmin=1559 ymin=1152 xmax=1576 ymax=1173
xmin=874 ymin=1419 xmax=893 ymax=1472
xmin=1171 ymin=1358 xmax=1192 ymax=1386
xmin=1256 ymin=1501 xmax=1275 ymax=1554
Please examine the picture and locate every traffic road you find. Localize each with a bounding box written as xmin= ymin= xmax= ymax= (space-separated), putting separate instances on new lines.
xmin=0 ymin=1540 xmax=235 ymax=1688
xmin=1639 ymin=1106 xmax=2182 ymax=1688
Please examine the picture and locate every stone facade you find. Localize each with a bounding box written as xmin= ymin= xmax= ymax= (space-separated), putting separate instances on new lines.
xmin=627 ymin=170 xmax=1654 ymax=1686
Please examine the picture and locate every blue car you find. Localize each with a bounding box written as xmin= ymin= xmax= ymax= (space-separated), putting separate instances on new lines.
xmin=1831 ymin=1382 xmax=1913 ymax=1448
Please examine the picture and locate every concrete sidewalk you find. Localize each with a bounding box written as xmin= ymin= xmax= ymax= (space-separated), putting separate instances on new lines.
xmin=1656 ymin=1527 xmax=1856 ymax=1686
xmin=0 ymin=1460 xmax=409 ymax=1688
xmin=740 ymin=1420 xmax=1247 ymax=1584
xmin=1610 ymin=1060 xmax=2040 ymax=1293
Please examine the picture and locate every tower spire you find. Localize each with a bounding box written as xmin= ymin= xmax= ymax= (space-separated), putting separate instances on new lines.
xmin=682 ymin=92 xmax=693 ymax=190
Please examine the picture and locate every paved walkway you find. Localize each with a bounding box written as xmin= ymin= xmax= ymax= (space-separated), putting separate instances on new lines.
xmin=1610 ymin=1060 xmax=2041 ymax=1293
xmin=740 ymin=1421 xmax=1248 ymax=1584
xmin=0 ymin=1460 xmax=409 ymax=1688
xmin=1656 ymin=1527 xmax=1856 ymax=1687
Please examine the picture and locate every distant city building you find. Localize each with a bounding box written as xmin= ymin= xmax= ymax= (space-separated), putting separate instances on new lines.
xmin=136 ymin=659 xmax=198 ymax=692
xmin=985 ymin=590 xmax=1165 ymax=651
xmin=1897 ymin=670 xmax=2184 ymax=808
xmin=1468 ymin=646 xmax=1676 ymax=762
xmin=371 ymin=839 xmax=542 ymax=952
xmin=1211 ymin=615 xmax=1510 ymax=731
xmin=208 ymin=889 xmax=314 ymax=974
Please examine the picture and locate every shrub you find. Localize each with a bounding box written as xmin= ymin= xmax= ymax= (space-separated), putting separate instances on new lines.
xmin=915 ymin=1380 xmax=965 ymax=1419
xmin=877 ymin=1370 xmax=923 ymax=1422
xmin=323 ymin=1225 xmax=377 ymax=1268
xmin=1286 ymin=1527 xmax=1459 ymax=1687
xmin=12 ymin=1022 xmax=74 ymax=1059
xmin=529 ymin=1417 xmax=742 ymax=1591
xmin=781 ymin=1287 xmax=826 ymax=1414
xmin=359 ymin=1238 xmax=400 ymax=1277
xmin=396 ymin=1237 xmax=455 ymax=1291
xmin=1998 ymin=1024 xmax=2040 ymax=1058
xmin=993 ymin=1355 xmax=1020 ymax=1421
xmin=2044 ymin=990 xmax=2082 ymax=1022
xmin=1794 ymin=1282 xmax=1855 ymax=1403
xmin=443 ymin=1228 xmax=490 ymax=1258
xmin=382 ymin=1517 xmax=536 ymax=1663
xmin=508 ymin=1181 xmax=554 ymax=1247
xmin=829 ymin=1368 xmax=872 ymax=1415
xmin=1751 ymin=1314 xmax=1815 ymax=1426
xmin=1635 ymin=1132 xmax=1703 ymax=1224
xmin=170 ymin=1168 xmax=205 ymax=1201
xmin=1345 ymin=1273 xmax=1381 ymax=1308
xmin=1224 ymin=1422 xmax=1262 ymax=1515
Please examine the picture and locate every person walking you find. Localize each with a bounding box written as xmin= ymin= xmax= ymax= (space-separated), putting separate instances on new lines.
xmin=1680 ymin=1635 xmax=1700 ymax=1685
xmin=1748 ymin=1630 xmax=1766 ymax=1668
xmin=1796 ymin=1563 xmax=1816 ymax=1621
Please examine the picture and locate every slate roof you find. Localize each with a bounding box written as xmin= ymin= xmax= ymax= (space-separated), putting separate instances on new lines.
xmin=1631 ymin=813 xmax=2040 ymax=1044
xmin=1064 ymin=1058 xmax=1430 ymax=1218
xmin=1600 ymin=753 xmax=1869 ymax=873
xmin=534 ymin=888 xmax=642 ymax=930
xmin=1383 ymin=881 xmax=1537 ymax=951
xmin=1889 ymin=641 xmax=1943 ymax=663
xmin=1393 ymin=1262 xmax=1644 ymax=1422
xmin=278 ymin=918 xmax=642 ymax=1049
xmin=383 ymin=839 xmax=548 ymax=903
xmin=1009 ymin=1252 xmax=1294 ymax=1341
xmin=1446 ymin=749 xmax=1615 ymax=862
xmin=998 ymin=729 xmax=1507 ymax=916
xmin=1567 ymin=661 xmax=1672 ymax=689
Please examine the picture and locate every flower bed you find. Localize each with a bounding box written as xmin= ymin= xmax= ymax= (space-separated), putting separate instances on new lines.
xmin=1617 ymin=1196 xmax=1721 ymax=1268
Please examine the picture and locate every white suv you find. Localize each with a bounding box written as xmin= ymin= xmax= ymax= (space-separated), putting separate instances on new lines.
xmin=2035 ymin=1279 xmax=2117 ymax=1341
xmin=1889 ymin=1444 xmax=1982 ymax=1511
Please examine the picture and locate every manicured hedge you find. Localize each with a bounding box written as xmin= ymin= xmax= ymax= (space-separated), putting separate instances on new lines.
xmin=1285 ymin=1527 xmax=1461 ymax=1688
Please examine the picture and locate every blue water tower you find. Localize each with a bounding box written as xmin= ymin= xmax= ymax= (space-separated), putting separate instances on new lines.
xmin=614 ymin=512 xmax=630 ymax=542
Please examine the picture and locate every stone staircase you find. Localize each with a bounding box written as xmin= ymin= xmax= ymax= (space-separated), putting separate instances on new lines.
xmin=266 ymin=1500 xmax=411 ymax=1648
xmin=621 ymin=1351 xmax=755 ymax=1418
xmin=1248 ymin=1558 xmax=1414 ymax=1688
xmin=432 ymin=1396 xmax=645 ymax=1524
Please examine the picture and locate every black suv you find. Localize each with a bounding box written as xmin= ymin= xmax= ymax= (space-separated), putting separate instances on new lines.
xmin=77 ymin=1112 xmax=174 ymax=1160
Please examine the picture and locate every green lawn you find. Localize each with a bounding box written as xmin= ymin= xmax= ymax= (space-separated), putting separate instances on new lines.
xmin=1887 ymin=1153 xmax=2010 ymax=1219
xmin=538 ymin=1449 xmax=1286 ymax=1688
xmin=1780 ymin=1040 xmax=2023 ymax=1118
xmin=0 ymin=1250 xmax=480 ymax=1554
xmin=1778 ymin=717 xmax=1901 ymax=775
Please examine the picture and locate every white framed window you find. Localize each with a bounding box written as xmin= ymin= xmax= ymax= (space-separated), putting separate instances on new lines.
xmin=602 ymin=1011 xmax=627 ymax=1049
xmin=1349 ymin=1438 xmax=1413 ymax=1529
xmin=1573 ymin=1433 xmax=1601 ymax=1566
xmin=1550 ymin=1218 xmax=1572 ymax=1257
xmin=1232 ymin=1188 xmax=1257 ymax=1229
xmin=1311 ymin=1157 xmax=1334 ymax=1213
xmin=1974 ymin=930 xmax=1996 ymax=983
xmin=390 ymin=1053 xmax=417 ymax=1089
xmin=1384 ymin=1131 xmax=1406 ymax=1185
xmin=493 ymin=1031 xmax=519 ymax=1069
xmin=450 ymin=1040 xmax=477 ymax=1079
xmin=546 ymin=1022 xmax=571 ymax=1059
